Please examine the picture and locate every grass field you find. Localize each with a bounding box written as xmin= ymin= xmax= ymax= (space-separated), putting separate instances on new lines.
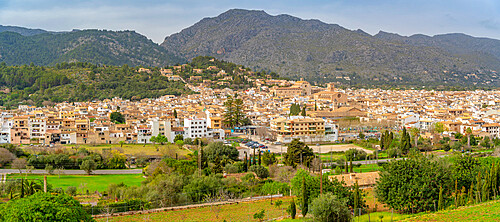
xmin=402 ymin=200 xmax=500 ymax=222
xmin=319 ymin=152 xmax=345 ymax=162
xmin=101 ymin=197 xmax=294 ymax=222
xmin=6 ymin=174 xmax=144 ymax=192
xmin=24 ymin=144 xmax=193 ymax=157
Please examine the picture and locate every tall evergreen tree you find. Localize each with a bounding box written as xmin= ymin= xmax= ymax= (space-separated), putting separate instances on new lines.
xmin=301 ymin=105 xmax=306 ymax=116
xmin=438 ymin=186 xmax=443 ymax=210
xmin=301 ymin=177 xmax=308 ymax=217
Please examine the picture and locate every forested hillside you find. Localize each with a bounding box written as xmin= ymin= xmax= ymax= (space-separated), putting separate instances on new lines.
xmin=0 ymin=62 xmax=191 ymax=107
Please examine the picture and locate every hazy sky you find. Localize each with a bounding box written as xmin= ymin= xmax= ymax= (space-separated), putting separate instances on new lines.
xmin=0 ymin=0 xmax=499 ymax=43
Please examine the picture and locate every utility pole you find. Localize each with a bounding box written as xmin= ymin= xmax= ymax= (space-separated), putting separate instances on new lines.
xmin=44 ymin=175 xmax=47 ymax=193
xmin=317 ymin=143 xmax=322 ymax=194
xmin=198 ymin=139 xmax=201 ymax=176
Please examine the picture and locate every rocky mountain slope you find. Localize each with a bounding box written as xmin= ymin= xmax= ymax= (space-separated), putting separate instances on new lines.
xmin=162 ymin=9 xmax=500 ymax=87
xmin=0 ymin=29 xmax=184 ymax=67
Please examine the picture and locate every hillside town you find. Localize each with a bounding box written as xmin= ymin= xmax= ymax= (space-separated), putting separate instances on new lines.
xmin=1 ymin=71 xmax=499 ymax=147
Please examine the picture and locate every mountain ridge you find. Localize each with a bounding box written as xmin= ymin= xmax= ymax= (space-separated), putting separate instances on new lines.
xmin=0 ymin=29 xmax=185 ymax=67
xmin=162 ymin=9 xmax=500 ymax=87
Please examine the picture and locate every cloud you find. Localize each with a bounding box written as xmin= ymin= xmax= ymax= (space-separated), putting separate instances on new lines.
xmin=480 ymin=19 xmax=500 ymax=30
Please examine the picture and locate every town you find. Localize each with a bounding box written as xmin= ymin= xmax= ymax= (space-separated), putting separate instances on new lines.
xmin=1 ymin=2 xmax=500 ymax=221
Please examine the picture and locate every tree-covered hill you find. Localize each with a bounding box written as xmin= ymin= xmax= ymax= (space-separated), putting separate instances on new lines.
xmin=0 ymin=25 xmax=52 ymax=36
xmin=162 ymin=9 xmax=500 ymax=88
xmin=0 ymin=29 xmax=185 ymax=67
xmin=0 ymin=62 xmax=192 ymax=107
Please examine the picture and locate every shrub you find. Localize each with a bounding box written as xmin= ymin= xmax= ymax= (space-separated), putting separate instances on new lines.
xmin=249 ymin=165 xmax=269 ymax=179
xmin=345 ymin=148 xmax=367 ymax=161
xmin=310 ymin=193 xmax=351 ymax=222
xmin=66 ymin=186 xmax=77 ymax=196
xmin=0 ymin=192 xmax=93 ymax=221
xmin=260 ymin=181 xmax=290 ymax=196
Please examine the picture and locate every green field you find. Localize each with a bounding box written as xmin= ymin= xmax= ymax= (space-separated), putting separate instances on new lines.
xmin=7 ymin=174 xmax=144 ymax=192
xmin=101 ymin=197 xmax=294 ymax=222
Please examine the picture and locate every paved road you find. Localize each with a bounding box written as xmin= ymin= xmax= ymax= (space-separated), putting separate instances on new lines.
xmin=241 ymin=134 xmax=373 ymax=154
xmin=0 ymin=169 xmax=143 ymax=175
xmin=323 ymin=158 xmax=402 ymax=167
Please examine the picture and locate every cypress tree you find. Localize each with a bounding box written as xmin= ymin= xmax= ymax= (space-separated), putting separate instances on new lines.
xmin=350 ymin=159 xmax=353 ymax=173
xmin=290 ymin=198 xmax=296 ymax=219
xmin=438 ymin=186 xmax=443 ymax=210
xmin=454 ymin=179 xmax=458 ymax=208
xmin=380 ymin=131 xmax=386 ymax=150
xmin=354 ymin=181 xmax=360 ymax=214
xmin=244 ymin=152 xmax=248 ymax=172
xmin=301 ymin=177 xmax=308 ymax=217
xmin=468 ymin=182 xmax=474 ymax=205
xmin=301 ymin=105 xmax=306 ymax=116
xmin=476 ymin=172 xmax=482 ymax=203
xmin=258 ymin=150 xmax=262 ymax=166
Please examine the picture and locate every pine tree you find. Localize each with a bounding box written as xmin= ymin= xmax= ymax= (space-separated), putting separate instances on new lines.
xmin=173 ymin=109 xmax=177 ymax=118
xmin=301 ymin=105 xmax=306 ymax=116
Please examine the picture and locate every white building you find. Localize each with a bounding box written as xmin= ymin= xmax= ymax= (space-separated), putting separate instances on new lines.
xmin=29 ymin=118 xmax=46 ymax=144
xmin=184 ymin=118 xmax=209 ymax=139
xmin=0 ymin=114 xmax=13 ymax=144
xmin=325 ymin=122 xmax=339 ymax=142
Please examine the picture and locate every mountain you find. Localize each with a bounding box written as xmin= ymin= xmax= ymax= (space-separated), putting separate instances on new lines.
xmin=162 ymin=9 xmax=500 ymax=88
xmin=0 ymin=25 xmax=51 ymax=36
xmin=0 ymin=29 xmax=185 ymax=67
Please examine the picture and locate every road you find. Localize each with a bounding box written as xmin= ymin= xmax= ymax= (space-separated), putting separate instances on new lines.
xmin=242 ymin=134 xmax=373 ymax=154
xmin=323 ymin=158 xmax=402 ymax=167
xmin=0 ymin=169 xmax=143 ymax=175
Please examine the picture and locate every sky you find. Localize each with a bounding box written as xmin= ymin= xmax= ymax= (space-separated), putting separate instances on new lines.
xmin=0 ymin=0 xmax=499 ymax=43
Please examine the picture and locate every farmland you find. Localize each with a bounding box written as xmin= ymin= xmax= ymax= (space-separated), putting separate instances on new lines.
xmin=98 ymin=197 xmax=294 ymax=222
xmin=6 ymin=174 xmax=144 ymax=192
xmin=21 ymin=143 xmax=192 ymax=157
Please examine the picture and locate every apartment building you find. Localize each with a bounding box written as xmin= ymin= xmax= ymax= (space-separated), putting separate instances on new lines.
xmin=184 ymin=118 xmax=209 ymax=139
xmin=270 ymin=116 xmax=332 ymax=143
xmin=28 ymin=117 xmax=46 ymax=144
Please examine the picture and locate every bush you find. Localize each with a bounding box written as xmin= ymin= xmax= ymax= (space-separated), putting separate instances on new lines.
xmin=260 ymin=181 xmax=290 ymax=196
xmin=387 ymin=148 xmax=401 ymax=158
xmin=310 ymin=193 xmax=351 ymax=222
xmin=345 ymin=148 xmax=367 ymax=161
xmin=249 ymin=165 xmax=269 ymax=179
xmin=0 ymin=192 xmax=93 ymax=221
xmin=66 ymin=186 xmax=77 ymax=196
